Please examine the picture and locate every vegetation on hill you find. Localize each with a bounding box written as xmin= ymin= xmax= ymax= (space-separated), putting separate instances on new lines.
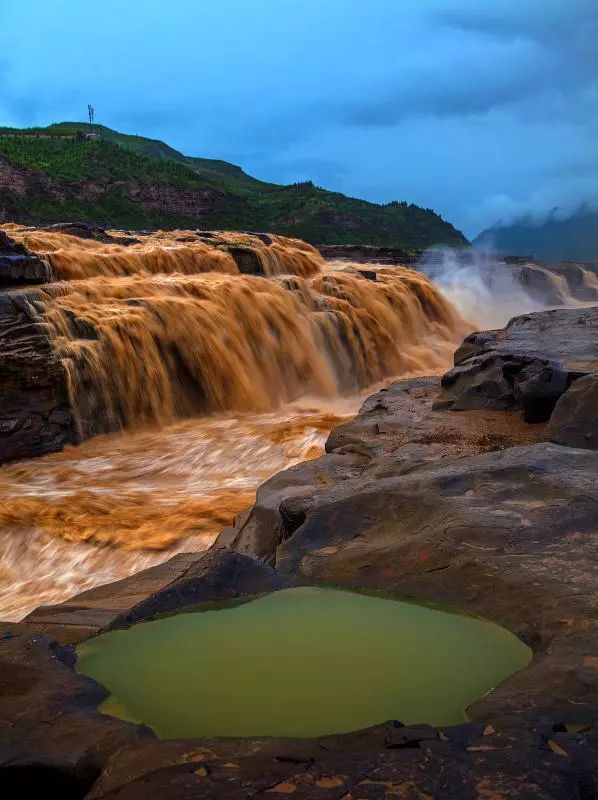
xmin=474 ymin=206 xmax=598 ymax=262
xmin=0 ymin=122 xmax=468 ymax=248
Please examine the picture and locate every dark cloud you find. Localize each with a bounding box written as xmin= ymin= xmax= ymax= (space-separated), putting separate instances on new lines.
xmin=341 ymin=58 xmax=547 ymax=126
xmin=338 ymin=0 xmax=597 ymax=129
xmin=436 ymin=0 xmax=598 ymax=44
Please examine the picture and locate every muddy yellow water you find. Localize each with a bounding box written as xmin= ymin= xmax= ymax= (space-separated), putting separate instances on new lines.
xmin=77 ymin=586 xmax=531 ymax=738
xmin=0 ymin=226 xmax=470 ymax=622
xmin=0 ymin=404 xmax=351 ymax=621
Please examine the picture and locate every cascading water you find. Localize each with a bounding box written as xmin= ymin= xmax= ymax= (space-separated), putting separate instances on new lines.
xmin=0 ymin=227 xmax=469 ymax=620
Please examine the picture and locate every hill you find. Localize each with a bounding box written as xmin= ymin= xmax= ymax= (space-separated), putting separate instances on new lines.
xmin=474 ymin=206 xmax=598 ymax=262
xmin=0 ymin=122 xmax=467 ymax=249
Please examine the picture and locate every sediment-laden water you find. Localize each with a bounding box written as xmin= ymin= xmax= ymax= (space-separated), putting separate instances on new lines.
xmin=0 ymin=228 xmax=469 ymax=620
xmin=77 ymin=586 xmax=531 ymax=737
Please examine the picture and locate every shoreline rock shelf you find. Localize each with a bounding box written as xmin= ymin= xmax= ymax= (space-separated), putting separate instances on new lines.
xmin=1 ymin=305 xmax=598 ymax=797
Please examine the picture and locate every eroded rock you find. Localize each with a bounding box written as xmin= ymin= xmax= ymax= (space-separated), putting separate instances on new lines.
xmin=547 ymin=372 xmax=598 ymax=449
xmin=437 ymin=307 xmax=598 ymax=420
xmin=0 ymin=291 xmax=74 ymax=464
xmin=0 ymin=231 xmax=50 ymax=288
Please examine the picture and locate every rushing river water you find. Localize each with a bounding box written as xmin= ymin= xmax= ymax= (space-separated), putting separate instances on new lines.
xmin=0 ymin=227 xmax=471 ymax=621
xmin=0 ymin=402 xmax=358 ymax=620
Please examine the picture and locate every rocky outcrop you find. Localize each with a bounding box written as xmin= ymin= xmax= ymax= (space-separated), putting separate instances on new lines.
xmin=318 ymin=244 xmax=419 ymax=265
xmin=0 ymin=291 xmax=74 ymax=463
xmin=547 ymin=372 xmax=598 ymax=449
xmin=0 ymin=231 xmax=50 ymax=288
xmin=437 ymin=307 xmax=598 ymax=421
xmin=41 ymin=223 xmax=140 ymax=246
xmin=84 ymin=720 xmax=597 ymax=799
xmin=0 ymin=632 xmax=146 ymax=796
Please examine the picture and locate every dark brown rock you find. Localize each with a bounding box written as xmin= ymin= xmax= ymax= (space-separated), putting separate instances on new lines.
xmin=318 ymin=244 xmax=418 ymax=265
xmin=0 ymin=231 xmax=50 ymax=288
xmin=0 ymin=290 xmax=74 ymax=464
xmin=85 ymin=722 xmax=595 ymax=799
xmin=19 ymin=550 xmax=289 ymax=642
xmin=222 ymin=244 xmax=264 ymax=275
xmin=41 ymin=222 xmax=120 ymax=243
xmin=547 ymin=372 xmax=598 ymax=449
xmin=0 ymin=632 xmax=147 ymax=795
xmin=437 ymin=307 xmax=598 ymax=421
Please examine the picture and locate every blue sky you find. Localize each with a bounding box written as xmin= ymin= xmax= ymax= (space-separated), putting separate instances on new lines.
xmin=1 ymin=0 xmax=596 ymax=237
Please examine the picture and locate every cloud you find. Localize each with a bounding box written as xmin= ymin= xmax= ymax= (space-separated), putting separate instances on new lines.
xmin=340 ymin=42 xmax=549 ymax=126
xmin=336 ymin=0 xmax=597 ymax=129
xmin=0 ymin=0 xmax=596 ymax=237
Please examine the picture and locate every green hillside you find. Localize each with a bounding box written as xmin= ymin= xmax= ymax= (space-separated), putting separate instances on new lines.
xmin=0 ymin=122 xmax=468 ymax=248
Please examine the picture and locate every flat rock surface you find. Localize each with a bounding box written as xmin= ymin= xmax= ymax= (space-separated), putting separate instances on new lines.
xmin=86 ymin=722 xmax=597 ymax=799
xmin=455 ymin=307 xmax=598 ymax=373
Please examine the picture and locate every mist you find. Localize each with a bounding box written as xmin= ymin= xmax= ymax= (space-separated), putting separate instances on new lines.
xmin=418 ymin=248 xmax=546 ymax=329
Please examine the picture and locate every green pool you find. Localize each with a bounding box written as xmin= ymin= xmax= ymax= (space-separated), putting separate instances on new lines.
xmin=77 ymin=586 xmax=530 ymax=739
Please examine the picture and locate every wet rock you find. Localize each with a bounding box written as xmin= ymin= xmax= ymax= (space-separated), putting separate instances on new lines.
xmin=0 ymin=231 xmax=50 ymax=288
xmin=507 ymin=262 xmax=570 ymax=306
xmin=240 ymin=231 xmax=273 ymax=245
xmin=41 ymin=222 xmax=139 ymax=245
xmin=547 ymin=372 xmax=598 ymax=449
xmin=437 ymin=307 xmax=598 ymax=420
xmin=109 ymin=549 xmax=289 ymax=628
xmin=21 ymin=550 xmax=287 ymax=640
xmin=385 ymin=724 xmax=437 ymax=749
xmin=453 ymin=329 xmax=500 ymax=365
xmin=0 ymin=633 xmax=146 ymax=794
xmin=357 ymin=269 xmax=377 ymax=281
xmin=0 ymin=290 xmax=74 ymax=464
xmin=232 ymin=452 xmax=368 ymax=562
xmin=234 ymin=377 xmax=547 ymax=569
xmin=318 ymin=244 xmax=418 ymax=265
xmin=222 ymin=244 xmax=264 ymax=275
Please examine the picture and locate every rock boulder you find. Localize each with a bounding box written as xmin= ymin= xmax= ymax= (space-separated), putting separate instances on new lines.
xmin=547 ymin=372 xmax=598 ymax=449
xmin=437 ymin=307 xmax=598 ymax=421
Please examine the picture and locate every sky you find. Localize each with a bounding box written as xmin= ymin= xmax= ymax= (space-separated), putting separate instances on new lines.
xmin=1 ymin=0 xmax=596 ymax=237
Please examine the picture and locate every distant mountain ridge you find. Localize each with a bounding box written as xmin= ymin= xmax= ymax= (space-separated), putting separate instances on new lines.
xmin=0 ymin=121 xmax=468 ymax=250
xmin=474 ymin=206 xmax=598 ymax=262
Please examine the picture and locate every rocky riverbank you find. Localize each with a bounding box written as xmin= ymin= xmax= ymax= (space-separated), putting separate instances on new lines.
xmin=1 ymin=305 xmax=597 ymax=797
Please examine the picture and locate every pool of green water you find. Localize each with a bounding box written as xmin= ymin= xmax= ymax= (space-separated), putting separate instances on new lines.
xmin=76 ymin=586 xmax=530 ymax=739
